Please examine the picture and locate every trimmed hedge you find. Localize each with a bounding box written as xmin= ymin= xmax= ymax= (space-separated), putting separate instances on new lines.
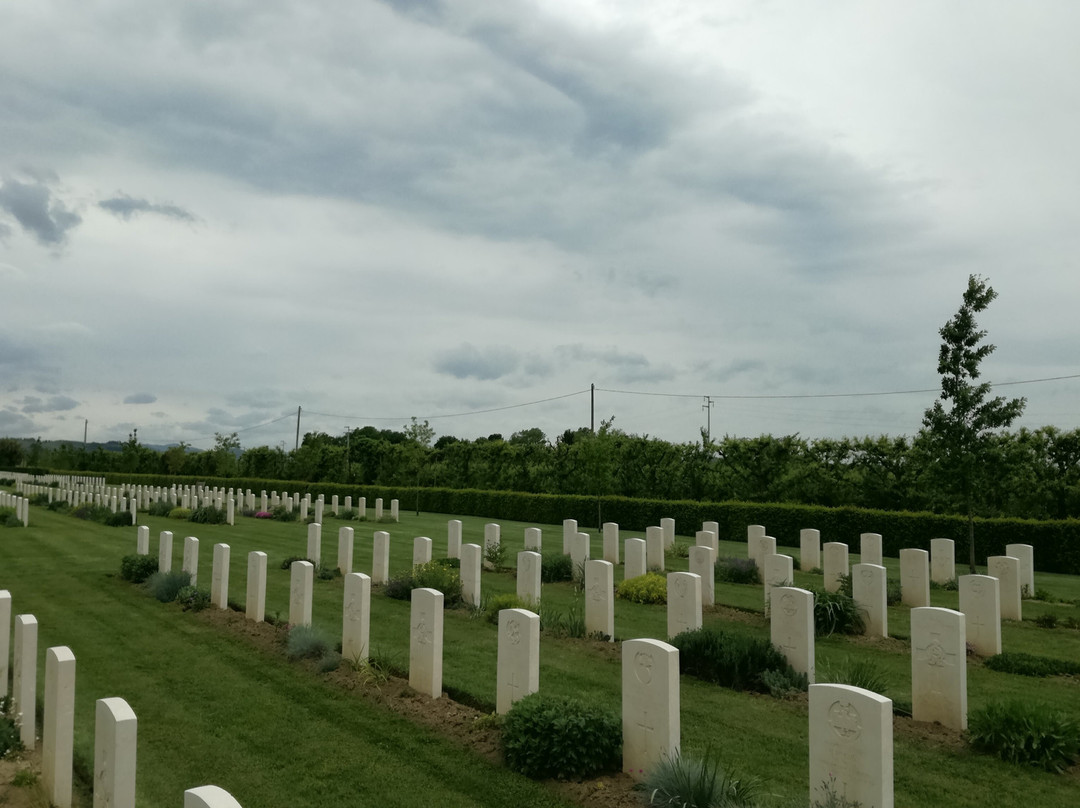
xmin=96 ymin=474 xmax=1080 ymax=573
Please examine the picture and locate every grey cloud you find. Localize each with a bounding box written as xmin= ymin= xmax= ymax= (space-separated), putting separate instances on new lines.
xmin=434 ymin=344 xmax=520 ymax=380
xmin=699 ymin=359 xmax=766 ymax=385
xmin=557 ymin=344 xmax=649 ymax=368
xmin=0 ymin=177 xmax=81 ymax=245
xmin=19 ymin=394 xmax=78 ymax=413
xmin=99 ymin=194 xmax=197 ymax=222
xmin=0 ymin=408 xmax=36 ymax=434
xmin=123 ymin=392 xmax=157 ymax=404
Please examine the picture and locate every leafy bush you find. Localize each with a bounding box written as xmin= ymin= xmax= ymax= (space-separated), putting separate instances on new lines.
xmin=29 ymin=493 xmax=50 ymax=506
xmin=333 ymin=508 xmax=359 ymax=520
xmin=812 ymin=589 xmax=865 ymax=636
xmin=176 ymin=586 xmax=211 ymax=611
xmin=818 ymin=657 xmax=890 ymax=694
xmin=2 ymin=514 xmax=20 ymax=528
xmin=147 ymin=500 xmax=173 ymax=517
xmin=484 ymin=540 xmax=506 ymax=569
xmin=47 ymin=499 xmax=71 ymax=513
xmin=0 ymin=707 xmax=22 ymax=758
xmin=502 ymin=693 xmax=621 ymax=780
xmin=1034 ymin=613 xmax=1059 ymax=629
xmin=315 ymin=564 xmax=340 ymax=581
xmin=105 ymin=510 xmax=132 ymax=527
xmin=617 ymin=573 xmax=668 ymax=605
xmin=412 ymin=560 xmax=463 ymax=605
xmin=538 ymin=602 xmax=586 ymax=639
xmin=484 ymin=593 xmax=532 ymax=625
xmin=760 ymin=667 xmax=810 ymax=700
xmin=146 ymin=570 xmax=192 ymax=602
xmin=189 ymin=505 xmax=227 ymax=524
xmin=665 ymin=540 xmax=691 ymax=560
xmin=120 ymin=554 xmax=160 ymax=583
xmin=835 ymin=573 xmax=853 ymax=598
xmin=984 ymin=652 xmax=1080 ymax=677
xmin=383 ymin=574 xmax=413 ymax=601
xmin=272 ymin=505 xmax=298 ymax=522
xmin=644 ymin=750 xmax=760 ymax=808
xmin=287 ymin=625 xmax=332 ymax=660
xmin=0 ymin=507 xmax=19 ymax=528
xmin=672 ymin=627 xmax=803 ymax=694
xmin=886 ymin=578 xmax=902 ymax=606
xmin=540 ymin=553 xmax=574 ymax=583
xmin=279 ymin=555 xmax=314 ymax=570
xmin=715 ymin=557 xmax=760 ymax=585
xmin=168 ymin=507 xmax=192 ymax=520
xmin=968 ymin=700 xmax=1080 ymax=772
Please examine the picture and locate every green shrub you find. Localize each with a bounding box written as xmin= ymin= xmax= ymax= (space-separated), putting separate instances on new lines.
xmin=176 ymin=586 xmax=211 ymax=611
xmin=886 ymin=578 xmax=902 ymax=606
xmin=189 ymin=505 xmax=227 ymax=524
xmin=835 ymin=573 xmax=853 ymax=598
xmin=315 ymin=564 xmax=341 ymax=581
xmin=1034 ymin=613 xmax=1059 ymax=629
xmin=540 ymin=553 xmax=574 ymax=583
xmin=812 ymin=589 xmax=865 ymax=636
xmin=147 ymin=500 xmax=173 ymax=517
xmin=273 ymin=505 xmax=298 ymax=522
xmin=818 ymin=657 xmax=890 ymax=694
xmin=28 ymin=493 xmax=50 ymax=506
xmin=617 ymin=573 xmax=667 ymax=605
xmin=760 ymin=667 xmax=810 ymax=700
xmin=671 ymin=627 xmax=802 ymax=694
xmin=287 ymin=625 xmax=332 ymax=660
xmin=984 ymin=652 xmax=1080 ymax=677
xmin=168 ymin=507 xmax=192 ymax=520
xmin=47 ymin=499 xmax=71 ymax=513
xmin=1 ymin=512 xmax=20 ymax=528
xmin=120 ymin=554 xmax=160 ymax=583
xmin=279 ymin=555 xmax=313 ymax=570
xmin=383 ymin=574 xmax=413 ymax=601
xmin=968 ymin=700 xmax=1080 ymax=772
xmin=538 ymin=602 xmax=586 ymax=639
xmin=484 ymin=593 xmax=532 ymax=625
xmin=643 ymin=750 xmax=760 ymax=807
xmin=104 ymin=510 xmax=132 ymax=527
xmin=715 ymin=557 xmax=760 ymax=585
xmin=411 ymin=560 xmax=463 ymax=606
xmin=0 ymin=709 xmax=22 ymax=758
xmin=502 ymin=693 xmax=621 ymax=780
xmin=665 ymin=540 xmax=691 ymax=560
xmin=484 ymin=540 xmax=506 ymax=569
xmin=334 ymin=508 xmax=359 ymax=520
xmin=146 ymin=570 xmax=192 ymax=602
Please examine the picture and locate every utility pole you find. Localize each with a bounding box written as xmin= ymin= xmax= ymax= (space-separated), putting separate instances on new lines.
xmin=295 ymin=406 xmax=301 ymax=452
xmin=702 ymin=396 xmax=714 ymax=444
xmin=591 ymin=383 xmax=595 ymax=433
xmin=345 ymin=425 xmax=350 ymax=481
xmin=83 ymin=418 xmax=88 ymax=447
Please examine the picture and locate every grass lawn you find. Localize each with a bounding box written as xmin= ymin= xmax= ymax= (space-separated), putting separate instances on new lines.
xmin=1 ymin=501 xmax=1078 ymax=807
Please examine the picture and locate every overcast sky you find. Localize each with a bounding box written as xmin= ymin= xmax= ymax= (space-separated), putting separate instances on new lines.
xmin=2 ymin=0 xmax=1078 ymax=451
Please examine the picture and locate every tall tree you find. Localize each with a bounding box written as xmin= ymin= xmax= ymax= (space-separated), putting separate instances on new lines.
xmin=919 ymin=275 xmax=1026 ymax=572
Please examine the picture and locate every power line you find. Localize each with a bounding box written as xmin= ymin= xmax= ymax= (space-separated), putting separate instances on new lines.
xmin=597 ymin=372 xmax=1080 ymax=401
xmin=304 ymin=388 xmax=591 ymax=423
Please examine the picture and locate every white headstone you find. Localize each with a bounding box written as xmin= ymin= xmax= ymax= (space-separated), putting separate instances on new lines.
xmin=13 ymin=614 xmax=37 ymax=746
xmin=585 ymin=560 xmax=615 ymax=641
xmin=823 ymin=542 xmax=849 ymax=594
xmin=860 ymin=533 xmax=882 ymax=566
xmin=763 ymin=553 xmax=793 ymax=611
xmin=183 ymin=536 xmax=199 ymax=586
xmin=0 ymin=591 xmax=9 ymax=699
xmin=289 ymin=560 xmax=314 ymax=627
xmin=517 ymin=551 xmax=541 ymax=606
xmin=184 ymin=785 xmax=244 ymax=808
xmin=660 ymin=517 xmax=675 ymax=548
xmin=900 ymin=549 xmax=930 ymax=608
xmin=666 ymin=572 xmax=702 ymax=639
xmin=483 ymin=523 xmax=500 ymax=569
xmin=374 ymin=498 xmax=383 ymax=520
xmin=911 ymin=607 xmax=967 ymax=731
xmin=413 ymin=536 xmax=433 ymax=566
xmin=497 ymin=608 xmax=540 ymax=714
xmin=338 ymin=526 xmax=354 ymax=574
xmin=372 ymin=531 xmax=390 ymax=585
xmin=852 ymin=563 xmax=888 ymax=638
xmin=524 ymin=527 xmax=541 ymax=552
xmin=461 ymin=543 xmax=482 ymax=607
xmin=688 ymin=545 xmax=715 ymax=607
xmin=211 ymin=543 xmax=230 ymax=609
xmin=646 ymin=526 xmax=665 ymax=571
xmin=44 ymin=645 xmax=76 ymax=808
xmin=624 ymin=538 xmax=647 ymax=580
xmin=987 ymin=555 xmax=1022 ymax=620
xmin=930 ymin=538 xmax=955 ymax=585
xmin=159 ymin=531 xmax=173 ymax=573
xmin=958 ymin=574 xmax=1001 ymax=656
xmin=1005 ymin=543 xmax=1034 ymax=597
xmin=770 ymin=587 xmax=815 ymax=682
xmin=562 ymin=519 xmax=577 ymax=554
xmin=695 ymin=529 xmax=718 ymax=555
xmin=603 ymin=522 xmax=620 ymax=563
xmin=702 ymin=521 xmax=720 ymax=547
xmin=447 ymin=520 xmax=462 ymax=559
xmin=136 ymin=525 xmax=149 ymax=555
xmin=747 ymin=524 xmax=766 ymax=565
xmin=307 ymin=522 xmax=322 ymax=566
xmin=622 ymin=638 xmax=680 ymax=780
xmin=94 ymin=698 xmax=137 ymax=808
xmin=800 ymin=528 xmax=821 ymax=571
xmin=409 ymin=588 xmax=444 ymax=698
xmin=390 ymin=499 xmax=399 ymax=521
xmin=331 ymin=494 xmax=339 ymax=515
xmin=246 ymin=551 xmax=267 ymax=623
xmin=570 ymin=531 xmax=590 ymax=578
xmin=342 ymin=572 xmax=371 ymax=663
xmin=809 ymin=684 xmax=892 ymax=808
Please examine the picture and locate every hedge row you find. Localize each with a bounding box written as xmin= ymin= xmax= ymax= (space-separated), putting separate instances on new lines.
xmin=52 ymin=472 xmax=1080 ymax=575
